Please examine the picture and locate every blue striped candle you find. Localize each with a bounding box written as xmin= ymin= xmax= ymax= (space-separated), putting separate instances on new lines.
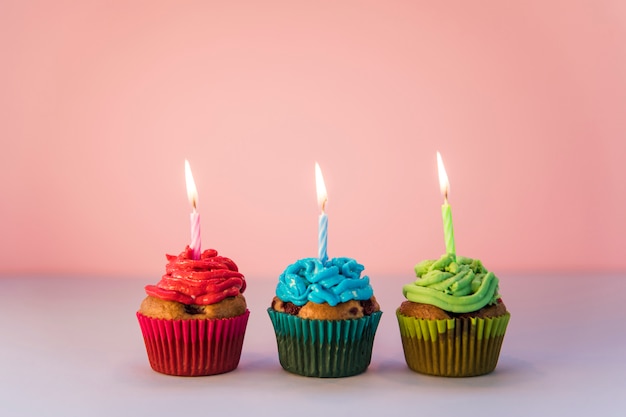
xmin=315 ymin=162 xmax=328 ymax=264
xmin=318 ymin=211 xmax=328 ymax=264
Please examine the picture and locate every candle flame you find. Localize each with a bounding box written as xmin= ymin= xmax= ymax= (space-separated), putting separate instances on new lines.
xmin=315 ymin=162 xmax=328 ymax=212
xmin=437 ymin=151 xmax=450 ymax=202
xmin=185 ymin=159 xmax=198 ymax=211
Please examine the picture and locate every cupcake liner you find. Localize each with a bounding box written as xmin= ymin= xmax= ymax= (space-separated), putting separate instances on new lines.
xmin=267 ymin=308 xmax=382 ymax=378
xmin=137 ymin=310 xmax=249 ymax=376
xmin=396 ymin=310 xmax=510 ymax=377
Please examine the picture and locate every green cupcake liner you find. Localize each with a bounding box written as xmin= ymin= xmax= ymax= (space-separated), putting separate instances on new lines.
xmin=267 ymin=308 xmax=383 ymax=378
xmin=396 ymin=310 xmax=510 ymax=377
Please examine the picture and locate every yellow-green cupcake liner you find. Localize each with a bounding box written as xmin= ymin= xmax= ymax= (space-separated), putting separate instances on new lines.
xmin=396 ymin=310 xmax=510 ymax=377
xmin=268 ymin=308 xmax=382 ymax=378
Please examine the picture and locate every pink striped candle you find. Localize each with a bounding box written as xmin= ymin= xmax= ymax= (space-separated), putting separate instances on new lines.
xmin=185 ymin=160 xmax=201 ymax=260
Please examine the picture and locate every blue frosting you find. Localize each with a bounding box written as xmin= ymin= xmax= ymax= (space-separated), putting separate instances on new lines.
xmin=276 ymin=257 xmax=374 ymax=306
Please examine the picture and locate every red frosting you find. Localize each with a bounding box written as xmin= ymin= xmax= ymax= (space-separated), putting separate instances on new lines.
xmin=145 ymin=246 xmax=246 ymax=305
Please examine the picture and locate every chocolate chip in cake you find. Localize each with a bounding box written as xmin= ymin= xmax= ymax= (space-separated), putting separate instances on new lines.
xmin=184 ymin=304 xmax=204 ymax=315
xmin=283 ymin=302 xmax=302 ymax=316
xmin=360 ymin=299 xmax=376 ymax=315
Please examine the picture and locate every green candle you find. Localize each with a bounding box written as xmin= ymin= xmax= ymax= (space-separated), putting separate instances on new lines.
xmin=441 ymin=200 xmax=456 ymax=255
xmin=437 ymin=152 xmax=456 ymax=256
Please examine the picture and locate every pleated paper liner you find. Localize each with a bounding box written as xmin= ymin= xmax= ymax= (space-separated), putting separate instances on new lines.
xmin=137 ymin=310 xmax=250 ymax=376
xmin=267 ymin=308 xmax=382 ymax=378
xmin=396 ymin=310 xmax=510 ymax=377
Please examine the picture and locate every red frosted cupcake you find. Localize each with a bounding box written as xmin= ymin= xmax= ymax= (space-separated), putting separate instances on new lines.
xmin=137 ymin=246 xmax=249 ymax=376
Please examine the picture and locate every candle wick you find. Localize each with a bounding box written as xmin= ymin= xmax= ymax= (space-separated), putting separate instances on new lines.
xmin=321 ymin=198 xmax=327 ymax=213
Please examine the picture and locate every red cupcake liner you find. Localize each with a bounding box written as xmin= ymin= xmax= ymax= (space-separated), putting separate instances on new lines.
xmin=136 ymin=310 xmax=249 ymax=376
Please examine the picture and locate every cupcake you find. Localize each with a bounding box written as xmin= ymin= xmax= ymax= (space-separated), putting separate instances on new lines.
xmin=268 ymin=257 xmax=382 ymax=378
xmin=137 ymin=246 xmax=249 ymax=376
xmin=397 ymin=253 xmax=510 ymax=377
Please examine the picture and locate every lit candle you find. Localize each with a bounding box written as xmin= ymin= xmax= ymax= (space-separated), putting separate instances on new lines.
xmin=185 ymin=159 xmax=202 ymax=260
xmin=315 ymin=162 xmax=328 ymax=264
xmin=437 ymin=152 xmax=456 ymax=256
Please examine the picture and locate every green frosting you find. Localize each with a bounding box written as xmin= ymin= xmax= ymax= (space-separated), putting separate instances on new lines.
xmin=402 ymin=254 xmax=500 ymax=313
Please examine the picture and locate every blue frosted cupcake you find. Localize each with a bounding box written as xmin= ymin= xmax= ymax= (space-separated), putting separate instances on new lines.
xmin=268 ymin=257 xmax=382 ymax=377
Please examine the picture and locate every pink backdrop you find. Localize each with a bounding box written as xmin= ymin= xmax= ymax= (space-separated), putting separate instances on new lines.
xmin=1 ymin=1 xmax=625 ymax=279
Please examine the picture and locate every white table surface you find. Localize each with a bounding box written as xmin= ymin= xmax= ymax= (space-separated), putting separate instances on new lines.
xmin=1 ymin=273 xmax=624 ymax=416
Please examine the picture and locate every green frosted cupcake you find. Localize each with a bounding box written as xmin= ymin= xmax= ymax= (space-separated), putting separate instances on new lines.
xmin=397 ymin=254 xmax=510 ymax=377
xmin=268 ymin=257 xmax=382 ymax=377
